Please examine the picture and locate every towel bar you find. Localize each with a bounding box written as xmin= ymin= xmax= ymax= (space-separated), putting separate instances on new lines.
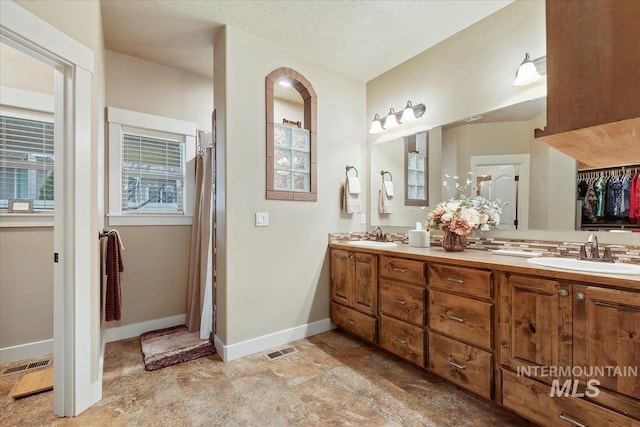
xmin=380 ymin=170 xmax=392 ymax=181
xmin=345 ymin=165 xmax=359 ymax=177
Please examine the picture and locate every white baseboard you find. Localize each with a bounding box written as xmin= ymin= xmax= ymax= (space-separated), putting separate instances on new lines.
xmin=0 ymin=338 xmax=53 ymax=364
xmin=215 ymin=318 xmax=334 ymax=362
xmin=104 ymin=314 xmax=186 ymax=343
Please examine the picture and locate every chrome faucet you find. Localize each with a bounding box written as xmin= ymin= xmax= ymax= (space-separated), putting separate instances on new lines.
xmin=579 ymin=234 xmax=614 ymax=263
xmin=372 ymin=226 xmax=386 ymax=242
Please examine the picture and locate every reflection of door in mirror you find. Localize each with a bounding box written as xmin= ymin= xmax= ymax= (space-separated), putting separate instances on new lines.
xmin=471 ymin=155 xmax=530 ymax=230
xmin=405 ymin=131 xmax=428 ymax=206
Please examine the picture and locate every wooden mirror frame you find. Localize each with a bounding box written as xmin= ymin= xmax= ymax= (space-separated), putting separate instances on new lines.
xmin=266 ymin=67 xmax=317 ymax=201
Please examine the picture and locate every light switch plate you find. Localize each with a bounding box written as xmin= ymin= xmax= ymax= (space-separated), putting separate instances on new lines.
xmin=360 ymin=213 xmax=367 ymax=224
xmin=255 ymin=212 xmax=269 ymax=227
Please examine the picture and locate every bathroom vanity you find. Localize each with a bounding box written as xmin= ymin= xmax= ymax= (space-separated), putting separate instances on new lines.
xmin=328 ymin=241 xmax=640 ymax=426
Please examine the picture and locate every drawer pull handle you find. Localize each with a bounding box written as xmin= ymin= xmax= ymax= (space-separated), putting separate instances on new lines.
xmin=559 ymin=289 xmax=569 ymax=297
xmin=575 ymin=292 xmax=585 ymax=300
xmin=447 ymin=277 xmax=465 ymax=284
xmin=447 ymin=315 xmax=466 ymax=323
xmin=447 ymin=360 xmax=466 ymax=370
xmin=393 ymin=337 xmax=407 ymax=345
xmin=595 ymin=302 xmax=640 ymax=313
xmin=347 ymin=319 xmax=355 ymax=325
xmin=558 ymin=412 xmax=588 ymax=427
xmin=392 ymin=299 xmax=407 ymax=305
xmin=392 ymin=267 xmax=407 ymax=273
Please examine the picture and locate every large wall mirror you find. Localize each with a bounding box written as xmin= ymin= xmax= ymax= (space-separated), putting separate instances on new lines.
xmin=370 ymin=97 xmax=583 ymax=232
xmin=265 ymin=68 xmax=317 ymax=201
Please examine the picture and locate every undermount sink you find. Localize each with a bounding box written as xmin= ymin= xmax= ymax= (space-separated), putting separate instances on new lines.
xmin=346 ymin=241 xmax=397 ymax=248
xmin=527 ymin=257 xmax=640 ymax=275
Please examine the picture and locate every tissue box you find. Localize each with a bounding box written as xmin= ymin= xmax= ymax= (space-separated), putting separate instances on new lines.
xmin=408 ymin=230 xmax=430 ymax=248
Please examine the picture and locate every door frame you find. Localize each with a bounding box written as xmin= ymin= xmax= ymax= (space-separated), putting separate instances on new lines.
xmin=1 ymin=1 xmax=97 ymax=416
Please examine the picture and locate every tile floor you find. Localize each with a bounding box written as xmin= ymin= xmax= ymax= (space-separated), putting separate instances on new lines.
xmin=0 ymin=330 xmax=529 ymax=426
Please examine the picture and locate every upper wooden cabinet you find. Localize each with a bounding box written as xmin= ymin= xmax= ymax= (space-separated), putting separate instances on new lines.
xmin=536 ymin=0 xmax=640 ymax=167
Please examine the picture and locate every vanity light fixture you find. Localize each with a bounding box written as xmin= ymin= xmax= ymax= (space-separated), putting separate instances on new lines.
xmin=368 ymin=101 xmax=426 ymax=134
xmin=369 ymin=114 xmax=384 ymax=134
xmin=384 ymin=108 xmax=399 ymax=129
xmin=513 ymin=52 xmax=546 ymax=86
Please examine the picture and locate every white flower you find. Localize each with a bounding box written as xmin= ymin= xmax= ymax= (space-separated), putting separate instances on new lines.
xmin=459 ymin=207 xmax=480 ymax=227
xmin=480 ymin=223 xmax=490 ymax=231
xmin=491 ymin=213 xmax=500 ymax=224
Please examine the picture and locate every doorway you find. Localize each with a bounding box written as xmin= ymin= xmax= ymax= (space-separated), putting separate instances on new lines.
xmin=471 ymin=154 xmax=530 ymax=230
xmin=1 ymin=2 xmax=97 ymax=416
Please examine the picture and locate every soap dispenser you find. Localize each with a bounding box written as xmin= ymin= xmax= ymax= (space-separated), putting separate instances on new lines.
xmin=408 ymin=222 xmax=430 ymax=248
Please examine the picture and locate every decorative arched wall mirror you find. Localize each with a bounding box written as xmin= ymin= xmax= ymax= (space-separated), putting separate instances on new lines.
xmin=265 ymin=67 xmax=317 ymax=201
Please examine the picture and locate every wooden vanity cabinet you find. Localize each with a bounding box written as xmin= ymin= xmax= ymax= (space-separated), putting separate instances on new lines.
xmin=378 ymin=255 xmax=427 ymax=367
xmin=427 ymin=263 xmax=495 ymax=400
xmin=330 ymin=249 xmax=378 ymax=343
xmin=499 ymin=273 xmax=640 ymax=424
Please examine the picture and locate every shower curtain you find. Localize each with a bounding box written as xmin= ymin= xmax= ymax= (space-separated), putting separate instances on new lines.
xmin=186 ymin=144 xmax=213 ymax=340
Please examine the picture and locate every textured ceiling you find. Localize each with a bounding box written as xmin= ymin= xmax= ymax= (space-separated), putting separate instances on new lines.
xmin=101 ymin=0 xmax=513 ymax=82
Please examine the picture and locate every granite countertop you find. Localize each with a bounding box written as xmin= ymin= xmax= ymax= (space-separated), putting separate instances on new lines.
xmin=329 ymin=241 xmax=640 ymax=291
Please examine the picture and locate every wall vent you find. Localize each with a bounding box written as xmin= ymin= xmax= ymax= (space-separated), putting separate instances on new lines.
xmin=1 ymin=358 xmax=51 ymax=376
xmin=265 ymin=346 xmax=297 ymax=360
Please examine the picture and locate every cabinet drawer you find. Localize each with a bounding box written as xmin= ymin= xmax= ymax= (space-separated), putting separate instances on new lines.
xmin=379 ymin=314 xmax=424 ymax=367
xmin=428 ymin=332 xmax=492 ymax=400
xmin=380 ymin=256 xmax=426 ymax=285
xmin=379 ymin=279 xmax=426 ymax=326
xmin=428 ymin=264 xmax=492 ymax=299
xmin=429 ymin=290 xmax=492 ymax=350
xmin=331 ymin=302 xmax=377 ymax=344
xmin=502 ymin=369 xmax=637 ymax=427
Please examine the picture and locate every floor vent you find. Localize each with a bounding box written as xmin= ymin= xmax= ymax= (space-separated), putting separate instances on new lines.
xmin=1 ymin=358 xmax=51 ymax=376
xmin=265 ymin=346 xmax=297 ymax=360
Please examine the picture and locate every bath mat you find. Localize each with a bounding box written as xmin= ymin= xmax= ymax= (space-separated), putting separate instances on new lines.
xmin=140 ymin=325 xmax=215 ymax=371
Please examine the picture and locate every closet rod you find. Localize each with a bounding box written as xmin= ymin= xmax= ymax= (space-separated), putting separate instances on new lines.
xmin=577 ymin=163 xmax=640 ymax=172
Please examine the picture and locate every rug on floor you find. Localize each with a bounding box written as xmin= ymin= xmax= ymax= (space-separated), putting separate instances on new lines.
xmin=140 ymin=325 xmax=215 ymax=371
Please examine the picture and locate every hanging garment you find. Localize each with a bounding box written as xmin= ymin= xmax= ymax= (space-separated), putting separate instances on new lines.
xmin=577 ymin=179 xmax=588 ymax=198
xmin=594 ymin=175 xmax=608 ymax=217
xmin=605 ymin=175 xmax=622 ymax=217
xmin=621 ymin=173 xmax=631 ymax=217
xmin=631 ymin=173 xmax=640 ymax=222
xmin=586 ymin=180 xmax=598 ymax=218
xmin=105 ymin=231 xmax=124 ymax=322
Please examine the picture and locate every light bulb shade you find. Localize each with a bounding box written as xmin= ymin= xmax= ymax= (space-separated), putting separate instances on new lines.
xmin=513 ymin=53 xmax=542 ymax=86
xmin=369 ymin=114 xmax=384 ymax=134
xmin=384 ymin=108 xmax=399 ymax=129
xmin=400 ymin=101 xmax=416 ymax=123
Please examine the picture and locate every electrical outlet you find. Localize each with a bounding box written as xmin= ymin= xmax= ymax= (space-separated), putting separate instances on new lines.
xmin=255 ymin=212 xmax=269 ymax=227
xmin=360 ymin=213 xmax=367 ymax=224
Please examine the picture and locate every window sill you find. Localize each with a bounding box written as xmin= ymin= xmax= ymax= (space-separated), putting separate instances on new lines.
xmin=0 ymin=213 xmax=54 ymax=228
xmin=107 ymin=214 xmax=193 ymax=226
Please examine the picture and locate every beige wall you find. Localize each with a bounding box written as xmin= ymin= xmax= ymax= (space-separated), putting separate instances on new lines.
xmin=0 ymin=229 xmax=53 ymax=349
xmin=216 ymin=26 xmax=366 ymax=345
xmin=104 ymin=49 xmax=214 ymax=328
xmin=0 ymin=43 xmax=54 ymax=94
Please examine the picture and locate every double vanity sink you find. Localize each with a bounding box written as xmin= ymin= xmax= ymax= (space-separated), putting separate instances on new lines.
xmin=346 ymin=240 xmax=640 ymax=276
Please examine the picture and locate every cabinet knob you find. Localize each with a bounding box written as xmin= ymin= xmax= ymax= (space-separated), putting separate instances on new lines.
xmin=559 ymin=289 xmax=569 ymax=297
xmin=575 ymin=292 xmax=585 ymax=300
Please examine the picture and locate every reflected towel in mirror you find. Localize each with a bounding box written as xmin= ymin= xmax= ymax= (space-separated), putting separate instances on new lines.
xmin=379 ymin=180 xmax=394 ymax=213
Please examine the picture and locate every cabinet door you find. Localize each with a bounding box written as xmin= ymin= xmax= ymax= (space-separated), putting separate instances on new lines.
xmin=352 ymin=252 xmax=377 ymax=315
xmin=330 ymin=249 xmax=351 ymax=307
xmin=573 ymin=285 xmax=640 ymax=420
xmin=502 ymin=275 xmax=572 ymax=384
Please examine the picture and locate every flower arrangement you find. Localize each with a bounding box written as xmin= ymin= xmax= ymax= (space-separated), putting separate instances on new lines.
xmin=426 ymin=173 xmax=502 ymax=236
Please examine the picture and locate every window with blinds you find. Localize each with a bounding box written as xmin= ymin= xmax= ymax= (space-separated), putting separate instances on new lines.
xmin=0 ymin=115 xmax=54 ymax=210
xmin=122 ymin=133 xmax=185 ymax=213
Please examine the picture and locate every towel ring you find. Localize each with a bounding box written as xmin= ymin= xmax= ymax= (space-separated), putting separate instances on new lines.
xmin=345 ymin=165 xmax=359 ymax=178
xmin=380 ymin=170 xmax=392 ymax=181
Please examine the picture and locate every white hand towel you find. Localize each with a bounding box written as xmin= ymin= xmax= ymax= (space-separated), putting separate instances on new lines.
xmin=343 ymin=178 xmax=361 ymax=213
xmin=378 ymin=180 xmax=394 ymax=214
xmin=347 ymin=176 xmax=361 ymax=194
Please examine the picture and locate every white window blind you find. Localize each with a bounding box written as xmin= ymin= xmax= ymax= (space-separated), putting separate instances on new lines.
xmin=122 ymin=133 xmax=185 ymax=213
xmin=0 ymin=114 xmax=54 ymax=210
